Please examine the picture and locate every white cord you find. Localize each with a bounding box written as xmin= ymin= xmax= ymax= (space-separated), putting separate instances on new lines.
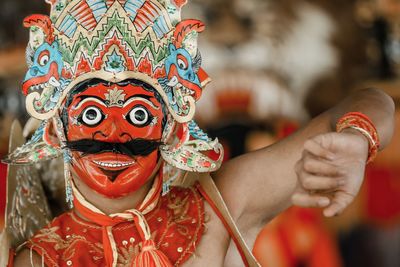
xmin=29 ymin=246 xmax=34 ymax=267
xmin=29 ymin=245 xmax=45 ymax=267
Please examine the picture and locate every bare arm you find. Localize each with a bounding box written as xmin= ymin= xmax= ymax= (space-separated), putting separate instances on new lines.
xmin=13 ymin=249 xmax=44 ymax=267
xmin=213 ymin=88 xmax=395 ymax=228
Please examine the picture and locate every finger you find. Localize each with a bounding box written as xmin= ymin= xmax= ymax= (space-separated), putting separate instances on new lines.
xmin=292 ymin=193 xmax=331 ymax=208
xmin=295 ymin=159 xmax=303 ymax=175
xmin=302 ymin=154 xmax=341 ymax=176
xmin=301 ymin=175 xmax=345 ymax=191
xmin=304 ymin=139 xmax=335 ymax=160
xmin=323 ymin=191 xmax=354 ymax=217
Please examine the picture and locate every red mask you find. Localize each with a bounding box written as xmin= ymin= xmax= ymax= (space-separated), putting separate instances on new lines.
xmin=65 ymin=82 xmax=164 ymax=198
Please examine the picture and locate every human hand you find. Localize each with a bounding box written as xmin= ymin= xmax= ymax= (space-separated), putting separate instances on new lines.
xmin=292 ymin=129 xmax=369 ymax=217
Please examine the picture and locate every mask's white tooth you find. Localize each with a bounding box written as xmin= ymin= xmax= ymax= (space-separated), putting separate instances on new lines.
xmin=93 ymin=160 xmax=137 ymax=168
xmin=49 ymin=76 xmax=61 ymax=87
xmin=167 ymin=76 xmax=179 ymax=87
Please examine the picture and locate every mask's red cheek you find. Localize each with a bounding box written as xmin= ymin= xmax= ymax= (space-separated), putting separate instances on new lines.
xmin=113 ymin=151 xmax=159 ymax=190
xmin=67 ymin=126 xmax=93 ymax=141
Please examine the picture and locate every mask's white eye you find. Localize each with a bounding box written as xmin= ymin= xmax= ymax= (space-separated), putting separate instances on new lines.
xmin=127 ymin=105 xmax=152 ymax=127
xmin=80 ymin=106 xmax=104 ymax=126
xmin=177 ymin=58 xmax=187 ymax=70
xmin=39 ymin=54 xmax=49 ymax=66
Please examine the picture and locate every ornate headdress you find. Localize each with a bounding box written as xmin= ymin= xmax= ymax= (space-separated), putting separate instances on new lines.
xmin=6 ymin=0 xmax=223 ymax=191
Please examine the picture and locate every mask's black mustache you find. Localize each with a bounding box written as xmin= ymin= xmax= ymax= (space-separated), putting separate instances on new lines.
xmin=65 ymin=138 xmax=162 ymax=157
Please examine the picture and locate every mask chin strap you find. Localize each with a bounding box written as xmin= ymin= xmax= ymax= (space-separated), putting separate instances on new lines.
xmin=52 ymin=114 xmax=74 ymax=208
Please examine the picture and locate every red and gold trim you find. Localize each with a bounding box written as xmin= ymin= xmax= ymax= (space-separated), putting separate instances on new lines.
xmin=336 ymin=112 xmax=380 ymax=163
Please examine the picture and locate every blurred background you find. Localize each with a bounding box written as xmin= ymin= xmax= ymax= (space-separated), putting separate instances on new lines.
xmin=0 ymin=0 xmax=399 ymax=266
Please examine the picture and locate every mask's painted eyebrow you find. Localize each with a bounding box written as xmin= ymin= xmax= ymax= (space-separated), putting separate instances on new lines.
xmin=74 ymin=95 xmax=107 ymax=110
xmin=124 ymin=95 xmax=160 ymax=109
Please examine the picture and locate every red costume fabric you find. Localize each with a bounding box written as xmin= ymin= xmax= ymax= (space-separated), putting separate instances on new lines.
xmin=26 ymin=186 xmax=205 ymax=267
xmin=365 ymin=165 xmax=400 ymax=226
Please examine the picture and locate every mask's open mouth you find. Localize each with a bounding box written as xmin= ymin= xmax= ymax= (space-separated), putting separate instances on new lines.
xmin=91 ymin=158 xmax=136 ymax=182
xmin=92 ymin=160 xmax=135 ymax=169
xmin=86 ymin=153 xmax=137 ymax=182
xmin=22 ymin=62 xmax=60 ymax=95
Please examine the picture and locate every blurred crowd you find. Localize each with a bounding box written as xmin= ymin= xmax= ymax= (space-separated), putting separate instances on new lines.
xmin=0 ymin=0 xmax=399 ymax=266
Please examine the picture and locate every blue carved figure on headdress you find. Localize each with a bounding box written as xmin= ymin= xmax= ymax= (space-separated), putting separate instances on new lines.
xmin=164 ymin=44 xmax=201 ymax=89
xmin=22 ymin=41 xmax=67 ymax=112
xmin=159 ymin=44 xmax=202 ymax=116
